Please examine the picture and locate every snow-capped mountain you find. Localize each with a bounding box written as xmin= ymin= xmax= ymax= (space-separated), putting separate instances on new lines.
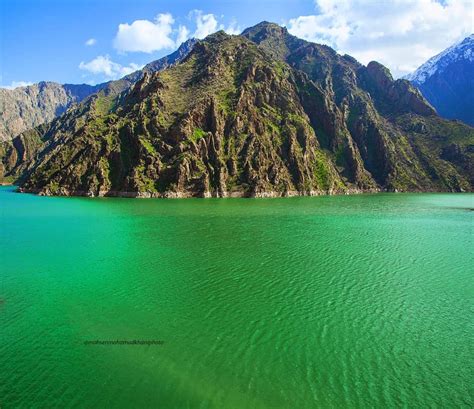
xmin=405 ymin=34 xmax=474 ymax=84
xmin=405 ymin=35 xmax=474 ymax=125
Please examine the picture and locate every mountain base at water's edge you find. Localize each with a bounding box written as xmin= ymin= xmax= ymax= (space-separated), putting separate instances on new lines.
xmin=1 ymin=23 xmax=473 ymax=197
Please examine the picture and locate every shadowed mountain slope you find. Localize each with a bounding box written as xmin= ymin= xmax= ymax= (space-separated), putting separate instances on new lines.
xmin=405 ymin=35 xmax=474 ymax=126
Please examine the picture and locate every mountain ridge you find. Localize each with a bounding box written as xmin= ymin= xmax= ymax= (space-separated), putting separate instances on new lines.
xmin=405 ymin=34 xmax=473 ymax=84
xmin=1 ymin=23 xmax=473 ymax=196
xmin=0 ymin=38 xmax=198 ymax=142
xmin=405 ymin=34 xmax=474 ymax=125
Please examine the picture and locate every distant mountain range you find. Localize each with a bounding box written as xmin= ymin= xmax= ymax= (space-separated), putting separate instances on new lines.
xmin=0 ymin=22 xmax=472 ymax=196
xmin=0 ymin=39 xmax=197 ymax=142
xmin=405 ymin=34 xmax=473 ymax=126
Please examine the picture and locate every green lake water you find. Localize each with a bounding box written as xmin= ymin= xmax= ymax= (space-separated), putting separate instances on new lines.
xmin=0 ymin=186 xmax=473 ymax=408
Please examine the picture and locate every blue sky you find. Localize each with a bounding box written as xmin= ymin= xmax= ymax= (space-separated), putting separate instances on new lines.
xmin=1 ymin=0 xmax=472 ymax=87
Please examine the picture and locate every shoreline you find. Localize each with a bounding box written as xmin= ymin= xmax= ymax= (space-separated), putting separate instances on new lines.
xmin=15 ymin=186 xmax=470 ymax=199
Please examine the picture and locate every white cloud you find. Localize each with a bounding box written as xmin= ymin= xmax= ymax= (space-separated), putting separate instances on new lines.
xmin=85 ymin=38 xmax=97 ymax=46
xmin=1 ymin=81 xmax=34 ymax=89
xmin=287 ymin=0 xmax=473 ymax=77
xmin=113 ymin=13 xmax=176 ymax=53
xmin=190 ymin=10 xmax=241 ymax=38
xmin=192 ymin=10 xmax=219 ymax=39
xmin=111 ymin=10 xmax=241 ymax=52
xmin=176 ymin=25 xmax=190 ymax=45
xmin=112 ymin=10 xmax=240 ymax=52
xmin=220 ymin=19 xmax=241 ymax=35
xmin=79 ymin=55 xmax=141 ymax=80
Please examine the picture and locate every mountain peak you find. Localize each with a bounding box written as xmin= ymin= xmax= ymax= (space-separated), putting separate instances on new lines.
xmin=404 ymin=34 xmax=473 ymax=125
xmin=242 ymin=21 xmax=303 ymax=60
xmin=367 ymin=61 xmax=394 ymax=84
xmin=202 ymin=30 xmax=232 ymax=43
xmin=405 ymin=34 xmax=474 ymax=84
xmin=242 ymin=21 xmax=286 ymax=35
xmin=241 ymin=21 xmax=290 ymax=45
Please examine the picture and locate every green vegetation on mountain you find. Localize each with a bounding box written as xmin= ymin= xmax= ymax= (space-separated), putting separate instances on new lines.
xmin=0 ymin=39 xmax=197 ymax=142
xmin=1 ymin=23 xmax=472 ymax=196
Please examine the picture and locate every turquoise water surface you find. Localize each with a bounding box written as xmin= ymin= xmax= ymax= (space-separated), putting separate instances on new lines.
xmin=1 ymin=186 xmax=473 ymax=408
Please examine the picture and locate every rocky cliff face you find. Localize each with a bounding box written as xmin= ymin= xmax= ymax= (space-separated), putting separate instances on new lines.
xmin=1 ymin=24 xmax=473 ymax=196
xmin=0 ymin=82 xmax=101 ymax=142
xmin=0 ymin=39 xmax=198 ymax=142
xmin=405 ymin=35 xmax=474 ymax=126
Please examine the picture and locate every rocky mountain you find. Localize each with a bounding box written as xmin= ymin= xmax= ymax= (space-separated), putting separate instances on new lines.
xmin=94 ymin=38 xmax=199 ymax=97
xmin=0 ymin=39 xmax=198 ymax=142
xmin=1 ymin=23 xmax=473 ymax=196
xmin=0 ymin=82 xmax=101 ymax=142
xmin=405 ymin=34 xmax=474 ymax=125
